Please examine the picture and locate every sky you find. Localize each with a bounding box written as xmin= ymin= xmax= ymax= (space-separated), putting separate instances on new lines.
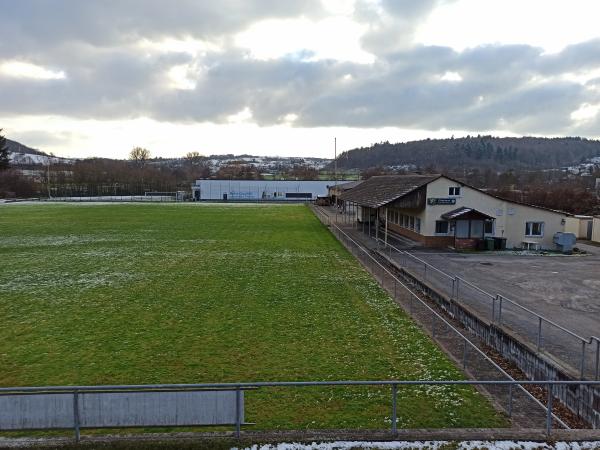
xmin=1 ymin=0 xmax=600 ymax=159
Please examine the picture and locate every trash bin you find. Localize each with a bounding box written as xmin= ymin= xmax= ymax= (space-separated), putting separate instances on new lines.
xmin=485 ymin=238 xmax=495 ymax=251
xmin=493 ymin=237 xmax=501 ymax=250
xmin=498 ymin=237 xmax=507 ymax=250
xmin=477 ymin=239 xmax=486 ymax=250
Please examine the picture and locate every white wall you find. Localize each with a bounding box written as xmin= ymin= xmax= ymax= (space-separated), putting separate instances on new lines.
xmin=564 ymin=217 xmax=580 ymax=236
xmin=592 ymin=217 xmax=600 ymax=243
xmin=565 ymin=216 xmax=592 ymax=238
xmin=424 ymin=177 xmax=568 ymax=249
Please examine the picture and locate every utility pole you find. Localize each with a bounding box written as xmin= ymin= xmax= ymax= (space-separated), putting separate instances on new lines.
xmin=334 ymin=137 xmax=337 ymax=187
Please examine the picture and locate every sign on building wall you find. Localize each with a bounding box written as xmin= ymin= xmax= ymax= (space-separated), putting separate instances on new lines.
xmin=427 ymin=198 xmax=457 ymax=206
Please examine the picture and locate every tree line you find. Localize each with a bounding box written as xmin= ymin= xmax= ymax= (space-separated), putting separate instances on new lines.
xmin=335 ymin=136 xmax=600 ymax=172
xmin=0 ymin=133 xmax=322 ymax=198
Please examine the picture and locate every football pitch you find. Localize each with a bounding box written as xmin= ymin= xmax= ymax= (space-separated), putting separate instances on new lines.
xmin=0 ymin=203 xmax=504 ymax=430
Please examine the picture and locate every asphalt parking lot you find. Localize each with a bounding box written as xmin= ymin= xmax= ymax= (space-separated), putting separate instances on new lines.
xmin=406 ymin=242 xmax=600 ymax=375
xmin=411 ymin=242 xmax=600 ymax=332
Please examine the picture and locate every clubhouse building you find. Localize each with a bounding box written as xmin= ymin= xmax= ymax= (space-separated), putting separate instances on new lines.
xmin=339 ymin=174 xmax=572 ymax=250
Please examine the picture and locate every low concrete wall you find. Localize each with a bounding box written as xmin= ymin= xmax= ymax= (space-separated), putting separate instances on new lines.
xmin=380 ymin=252 xmax=600 ymax=429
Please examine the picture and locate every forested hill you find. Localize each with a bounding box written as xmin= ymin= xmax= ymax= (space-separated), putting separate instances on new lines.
xmin=334 ymin=136 xmax=600 ymax=171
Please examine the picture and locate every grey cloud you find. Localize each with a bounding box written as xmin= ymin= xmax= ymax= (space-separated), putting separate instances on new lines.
xmin=0 ymin=0 xmax=324 ymax=59
xmin=1 ymin=1 xmax=599 ymax=139
xmin=293 ymin=43 xmax=598 ymax=134
xmin=1 ymin=40 xmax=598 ymax=136
xmin=538 ymin=39 xmax=600 ymax=75
xmin=355 ymin=0 xmax=458 ymax=55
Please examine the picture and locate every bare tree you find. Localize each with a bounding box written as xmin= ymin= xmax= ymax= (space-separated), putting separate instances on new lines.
xmin=185 ymin=151 xmax=204 ymax=164
xmin=129 ymin=147 xmax=151 ymax=167
xmin=184 ymin=151 xmax=211 ymax=179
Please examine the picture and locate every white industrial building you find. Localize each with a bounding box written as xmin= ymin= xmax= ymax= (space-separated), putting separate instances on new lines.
xmin=340 ymin=174 xmax=574 ymax=250
xmin=192 ymin=179 xmax=346 ymax=201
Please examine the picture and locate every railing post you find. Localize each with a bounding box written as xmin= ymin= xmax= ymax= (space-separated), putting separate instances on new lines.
xmin=451 ymin=278 xmax=455 ymax=299
xmin=455 ymin=277 xmax=460 ymax=301
xmin=580 ymin=341 xmax=586 ymax=380
xmin=391 ymin=384 xmax=398 ymax=434
xmin=595 ymin=339 xmax=600 ymax=380
xmin=73 ymin=390 xmax=80 ymax=443
xmin=497 ymin=295 xmax=503 ymax=325
xmin=423 ymin=263 xmax=427 ymax=280
xmin=546 ymin=383 xmax=553 ymax=436
xmin=235 ymin=387 xmax=241 ymax=439
xmin=537 ymin=317 xmax=543 ymax=351
xmin=508 ymin=383 xmax=513 ymax=418
xmin=492 ymin=295 xmax=496 ymax=323
xmin=462 ymin=338 xmax=468 ymax=369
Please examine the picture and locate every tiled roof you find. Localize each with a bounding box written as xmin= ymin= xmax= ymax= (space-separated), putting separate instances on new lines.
xmin=329 ymin=180 xmax=364 ymax=191
xmin=339 ymin=174 xmax=441 ymax=208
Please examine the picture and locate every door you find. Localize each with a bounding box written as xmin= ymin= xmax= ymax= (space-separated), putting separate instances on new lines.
xmin=456 ymin=220 xmax=469 ymax=238
xmin=587 ymin=220 xmax=593 ymax=240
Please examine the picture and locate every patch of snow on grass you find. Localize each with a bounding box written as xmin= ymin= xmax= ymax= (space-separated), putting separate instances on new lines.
xmin=0 ymin=271 xmax=144 ymax=293
xmin=241 ymin=442 xmax=449 ymax=450
xmin=240 ymin=442 xmax=600 ymax=450
xmin=460 ymin=442 xmax=600 ymax=450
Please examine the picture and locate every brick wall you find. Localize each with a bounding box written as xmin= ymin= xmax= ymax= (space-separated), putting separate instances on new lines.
xmin=454 ymin=238 xmax=479 ymax=250
xmin=388 ymin=224 xmax=456 ymax=248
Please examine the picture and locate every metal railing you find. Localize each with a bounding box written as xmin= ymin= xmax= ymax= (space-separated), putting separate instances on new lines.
xmin=3 ymin=379 xmax=600 ymax=441
xmin=311 ymin=206 xmax=569 ymax=429
xmin=374 ymin=236 xmax=600 ymax=381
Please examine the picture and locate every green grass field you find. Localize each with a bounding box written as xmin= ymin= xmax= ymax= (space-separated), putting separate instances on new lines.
xmin=0 ymin=203 xmax=504 ymax=430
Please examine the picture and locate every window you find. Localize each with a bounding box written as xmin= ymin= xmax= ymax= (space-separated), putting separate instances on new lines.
xmin=415 ymin=218 xmax=421 ymax=233
xmin=484 ymin=220 xmax=494 ymax=234
xmin=449 ymin=186 xmax=461 ymax=196
xmin=435 ymin=220 xmax=449 ymax=234
xmin=525 ymin=221 xmax=544 ymax=236
xmin=285 ymin=192 xmax=311 ymax=198
xmin=470 ymin=220 xmax=484 ymax=238
xmin=409 ymin=216 xmax=415 ymax=230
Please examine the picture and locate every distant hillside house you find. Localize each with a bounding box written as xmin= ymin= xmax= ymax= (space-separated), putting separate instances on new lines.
xmin=339 ymin=174 xmax=572 ymax=250
xmin=192 ymin=179 xmax=350 ymax=201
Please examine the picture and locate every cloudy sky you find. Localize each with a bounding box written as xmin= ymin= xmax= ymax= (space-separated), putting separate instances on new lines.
xmin=1 ymin=0 xmax=600 ymax=159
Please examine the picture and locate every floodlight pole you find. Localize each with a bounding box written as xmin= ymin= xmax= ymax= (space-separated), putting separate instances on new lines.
xmin=47 ymin=155 xmax=52 ymax=199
